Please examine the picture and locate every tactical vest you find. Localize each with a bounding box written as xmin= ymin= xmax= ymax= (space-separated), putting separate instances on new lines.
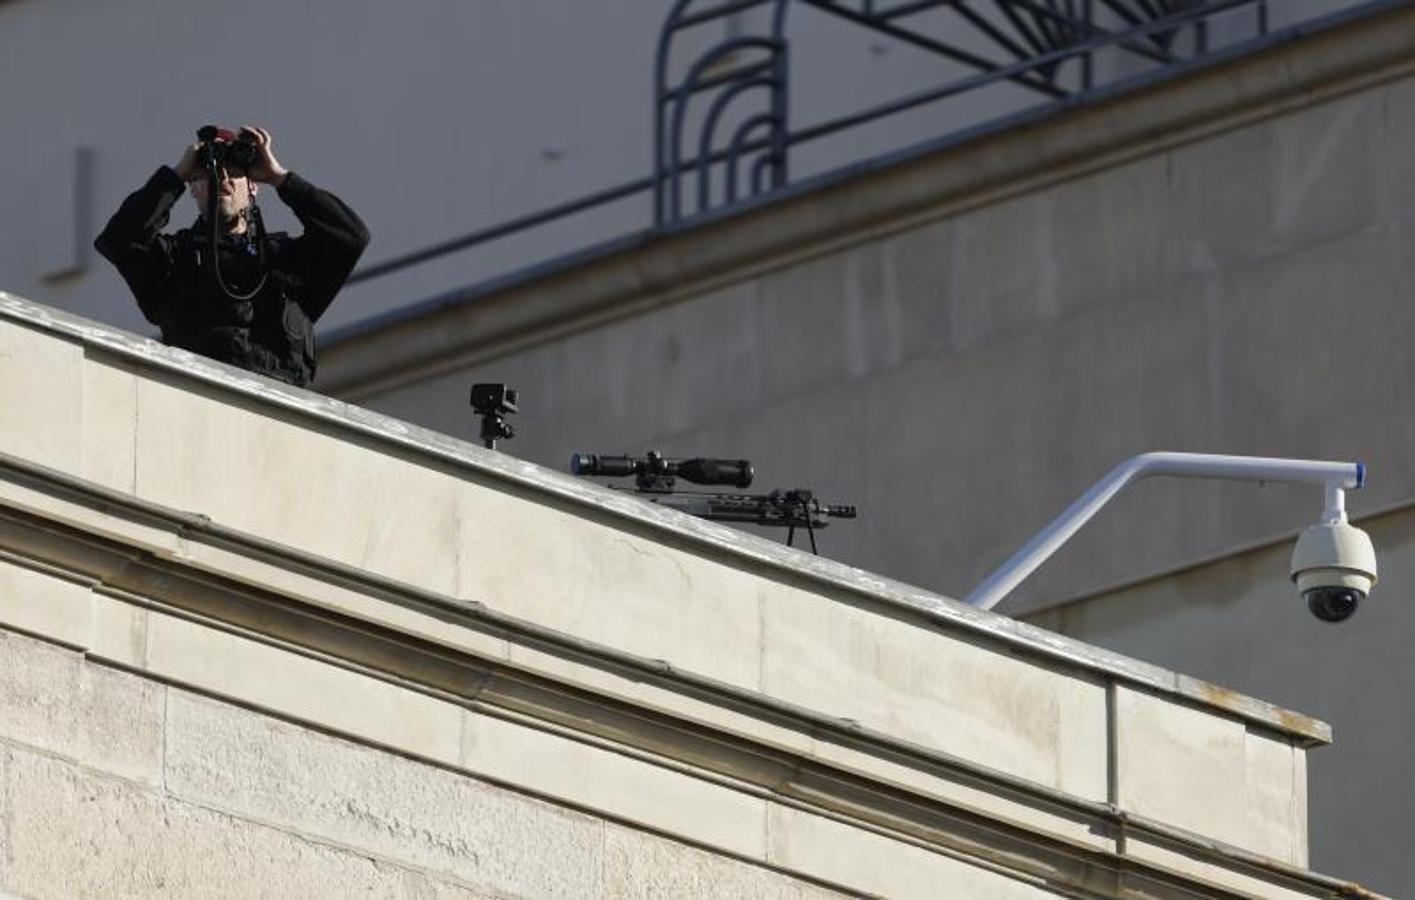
xmin=166 ymin=229 xmax=316 ymax=386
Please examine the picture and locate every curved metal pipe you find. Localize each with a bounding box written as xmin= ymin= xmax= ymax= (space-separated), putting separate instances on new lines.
xmin=965 ymin=452 xmax=1365 ymax=612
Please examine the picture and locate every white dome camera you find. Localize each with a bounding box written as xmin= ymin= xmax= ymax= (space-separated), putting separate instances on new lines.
xmin=1290 ymin=520 xmax=1377 ymax=623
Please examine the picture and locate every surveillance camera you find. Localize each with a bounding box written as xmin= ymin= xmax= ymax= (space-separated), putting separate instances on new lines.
xmin=1290 ymin=521 xmax=1377 ymax=623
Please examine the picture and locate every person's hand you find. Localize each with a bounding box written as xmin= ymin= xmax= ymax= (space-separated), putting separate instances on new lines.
xmin=239 ymin=125 xmax=289 ymax=187
xmin=173 ymin=142 xmax=204 ymax=182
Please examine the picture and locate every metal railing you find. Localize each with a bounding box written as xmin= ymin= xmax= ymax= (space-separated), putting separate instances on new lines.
xmin=349 ymin=0 xmax=1297 ymax=288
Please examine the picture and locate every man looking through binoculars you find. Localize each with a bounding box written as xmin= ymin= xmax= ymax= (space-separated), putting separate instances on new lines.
xmin=95 ymin=125 xmax=369 ymax=386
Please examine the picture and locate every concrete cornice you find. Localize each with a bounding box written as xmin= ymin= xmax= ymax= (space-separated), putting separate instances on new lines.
xmin=318 ymin=0 xmax=1415 ymax=399
xmin=0 ymin=449 xmax=1377 ymax=897
xmin=0 ymin=292 xmax=1333 ymax=746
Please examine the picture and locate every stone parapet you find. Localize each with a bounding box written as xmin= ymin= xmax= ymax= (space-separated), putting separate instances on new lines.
xmin=0 ymin=292 xmax=1378 ymax=897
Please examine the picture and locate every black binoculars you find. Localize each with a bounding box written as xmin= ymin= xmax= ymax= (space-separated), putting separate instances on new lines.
xmin=196 ymin=126 xmax=259 ymax=172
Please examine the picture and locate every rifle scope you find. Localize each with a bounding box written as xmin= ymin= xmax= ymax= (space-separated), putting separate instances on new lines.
xmin=570 ymin=452 xmax=753 ymax=489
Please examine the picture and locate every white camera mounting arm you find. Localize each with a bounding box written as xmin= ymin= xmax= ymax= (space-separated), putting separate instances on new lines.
xmin=965 ymin=452 xmax=1365 ymax=613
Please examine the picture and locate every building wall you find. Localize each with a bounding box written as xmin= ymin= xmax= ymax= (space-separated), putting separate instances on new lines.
xmin=326 ymin=3 xmax=1415 ymax=613
xmin=0 ymin=294 xmax=1361 ymax=898
xmin=312 ymin=7 xmax=1415 ymax=893
xmin=0 ymin=1 xmax=1398 ymax=893
xmin=1023 ymin=501 xmax=1415 ymax=895
xmin=0 ymin=629 xmax=846 ymax=899
xmin=0 ymin=0 xmax=1352 ymax=336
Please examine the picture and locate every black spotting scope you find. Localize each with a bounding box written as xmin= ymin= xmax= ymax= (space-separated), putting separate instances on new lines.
xmin=571 ymin=451 xmax=753 ymax=491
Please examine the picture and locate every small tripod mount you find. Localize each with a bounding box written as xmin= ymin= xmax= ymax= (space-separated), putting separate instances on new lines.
xmin=470 ymin=383 xmax=518 ymax=450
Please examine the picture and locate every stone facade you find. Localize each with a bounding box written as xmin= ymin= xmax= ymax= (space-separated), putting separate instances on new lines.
xmin=311 ymin=7 xmax=1415 ymax=891
xmin=0 ymin=293 xmax=1376 ymax=897
xmin=0 ymin=631 xmax=846 ymax=899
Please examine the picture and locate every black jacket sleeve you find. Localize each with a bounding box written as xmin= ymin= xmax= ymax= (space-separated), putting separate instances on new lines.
xmin=277 ymin=172 xmax=370 ymax=323
xmin=93 ymin=166 xmax=186 ymax=326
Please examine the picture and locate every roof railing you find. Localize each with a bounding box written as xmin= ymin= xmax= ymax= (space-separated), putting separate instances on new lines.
xmin=348 ymin=0 xmax=1357 ymax=289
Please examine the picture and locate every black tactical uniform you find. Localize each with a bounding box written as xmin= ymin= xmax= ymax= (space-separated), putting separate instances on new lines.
xmin=95 ymin=166 xmax=369 ymax=386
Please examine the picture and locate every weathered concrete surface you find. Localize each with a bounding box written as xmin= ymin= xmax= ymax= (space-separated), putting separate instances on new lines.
xmin=4 ymin=748 xmax=498 ymax=899
xmin=0 ymin=631 xmax=849 ymax=900
xmin=1026 ymin=501 xmax=1415 ymax=896
xmin=599 ymin=829 xmax=842 ymax=900
xmin=1113 ymin=684 xmax=1309 ymax=863
xmin=0 ymin=626 xmax=163 ymax=789
xmin=763 ymin=805 xmax=1049 ymax=899
xmin=0 ymin=294 xmax=1332 ymax=733
xmin=303 ymin=9 xmax=1415 ymax=891
xmin=0 ymin=548 xmax=1344 ymax=894
xmin=0 ymin=296 xmax=1379 ymax=895
xmin=163 ymin=690 xmax=835 ymax=900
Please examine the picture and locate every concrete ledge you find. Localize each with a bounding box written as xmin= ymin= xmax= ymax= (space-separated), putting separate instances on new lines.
xmin=0 ymin=292 xmax=1333 ymax=748
xmin=0 ymin=292 xmax=1376 ymax=893
xmin=0 ymin=486 xmax=1374 ymax=897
